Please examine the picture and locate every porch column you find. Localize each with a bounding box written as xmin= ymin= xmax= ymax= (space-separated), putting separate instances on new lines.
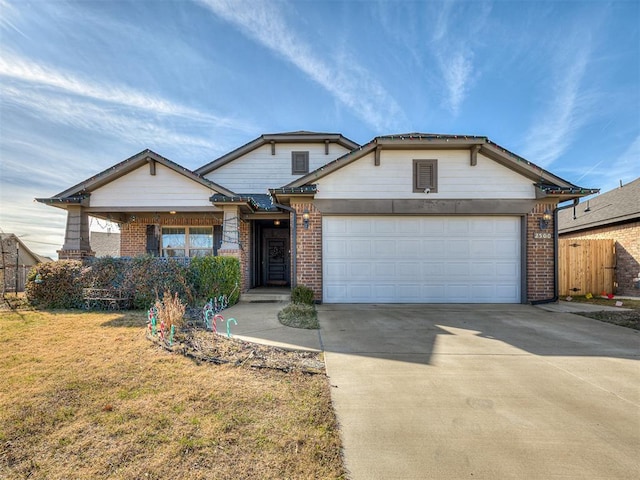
xmin=58 ymin=205 xmax=94 ymax=260
xmin=219 ymin=206 xmax=240 ymax=250
xmin=218 ymin=205 xmax=249 ymax=293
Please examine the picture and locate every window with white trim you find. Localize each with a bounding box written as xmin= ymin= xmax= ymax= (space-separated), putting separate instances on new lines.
xmin=161 ymin=226 xmax=219 ymax=257
xmin=413 ymin=159 xmax=438 ymax=193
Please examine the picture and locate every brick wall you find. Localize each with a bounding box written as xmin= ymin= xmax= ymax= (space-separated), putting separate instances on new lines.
xmin=526 ymin=203 xmax=556 ymax=302
xmin=119 ymin=215 xmax=222 ymax=257
xmin=292 ymin=202 xmax=322 ymax=302
xmin=560 ymin=221 xmax=640 ymax=296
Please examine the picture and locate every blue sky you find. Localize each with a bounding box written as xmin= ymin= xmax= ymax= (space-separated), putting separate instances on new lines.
xmin=1 ymin=0 xmax=638 ymax=259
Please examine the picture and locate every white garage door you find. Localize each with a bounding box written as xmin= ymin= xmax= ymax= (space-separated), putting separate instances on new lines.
xmin=323 ymin=216 xmax=521 ymax=303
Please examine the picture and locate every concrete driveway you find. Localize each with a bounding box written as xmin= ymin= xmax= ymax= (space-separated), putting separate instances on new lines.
xmin=319 ymin=304 xmax=640 ymax=480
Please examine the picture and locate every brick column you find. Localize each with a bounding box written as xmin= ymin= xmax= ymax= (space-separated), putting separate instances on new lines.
xmin=526 ymin=203 xmax=556 ymax=302
xmin=291 ymin=201 xmax=322 ymax=302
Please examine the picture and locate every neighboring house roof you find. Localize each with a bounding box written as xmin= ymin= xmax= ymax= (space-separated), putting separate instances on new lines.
xmin=36 ymin=149 xmax=234 ymax=208
xmin=90 ymin=231 xmax=121 ymax=257
xmin=558 ymin=177 xmax=640 ymax=234
xmin=195 ymin=131 xmax=360 ymax=176
xmin=0 ymin=233 xmax=50 ymax=264
xmin=285 ymin=133 xmax=598 ymax=199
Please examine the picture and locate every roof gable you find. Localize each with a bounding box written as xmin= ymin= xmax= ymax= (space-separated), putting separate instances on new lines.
xmin=558 ymin=177 xmax=640 ymax=233
xmin=195 ymin=132 xmax=360 ymax=176
xmin=38 ymin=149 xmax=233 ymax=205
xmin=285 ymin=133 xmax=597 ymax=199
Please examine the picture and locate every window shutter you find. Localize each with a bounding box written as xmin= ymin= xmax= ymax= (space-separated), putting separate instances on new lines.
xmin=146 ymin=225 xmax=160 ymax=255
xmin=213 ymin=225 xmax=222 ymax=255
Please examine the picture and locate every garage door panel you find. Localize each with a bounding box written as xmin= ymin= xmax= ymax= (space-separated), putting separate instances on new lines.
xmin=470 ymin=262 xmax=495 ymax=276
xmin=447 ymin=240 xmax=470 ymax=257
xmin=326 ymin=239 xmax=348 ymax=255
xmin=495 ymin=239 xmax=518 ymax=256
xmin=397 ymin=239 xmax=420 ymax=256
xmin=325 ymin=261 xmax=347 ymax=277
xmin=496 ymin=262 xmax=518 ymax=277
xmin=471 ymin=240 xmax=495 ymax=256
xmin=323 ymin=216 xmax=521 ymax=303
xmin=398 ymin=220 xmax=421 ymax=234
xmin=349 ymin=240 xmax=371 ymax=257
xmin=423 ymin=219 xmax=446 ymax=235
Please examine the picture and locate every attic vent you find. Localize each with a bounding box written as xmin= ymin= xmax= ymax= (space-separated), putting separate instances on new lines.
xmin=413 ymin=159 xmax=438 ymax=193
xmin=292 ymin=151 xmax=309 ymax=175
xmin=148 ymin=159 xmax=156 ymax=176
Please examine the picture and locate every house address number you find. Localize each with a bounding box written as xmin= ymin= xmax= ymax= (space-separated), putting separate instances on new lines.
xmin=533 ymin=232 xmax=552 ymax=239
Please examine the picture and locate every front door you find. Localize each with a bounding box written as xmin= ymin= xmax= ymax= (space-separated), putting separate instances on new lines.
xmin=262 ymin=227 xmax=290 ymax=286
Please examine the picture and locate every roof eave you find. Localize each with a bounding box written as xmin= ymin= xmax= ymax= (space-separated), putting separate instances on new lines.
xmin=43 ymin=150 xmax=234 ymax=201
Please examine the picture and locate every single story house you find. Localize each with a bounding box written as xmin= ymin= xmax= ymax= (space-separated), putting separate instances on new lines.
xmin=558 ymin=177 xmax=640 ymax=296
xmin=1 ymin=233 xmax=51 ymax=293
xmin=37 ymin=131 xmax=597 ymax=304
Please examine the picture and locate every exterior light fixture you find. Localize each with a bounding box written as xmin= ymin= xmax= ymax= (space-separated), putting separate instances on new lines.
xmin=302 ymin=209 xmax=310 ymax=229
xmin=169 ymin=211 xmax=176 ymax=215
xmin=274 ymin=219 xmax=281 ymax=226
xmin=539 ymin=209 xmax=552 ymax=230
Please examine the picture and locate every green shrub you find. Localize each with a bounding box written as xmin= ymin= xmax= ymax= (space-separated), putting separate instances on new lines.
xmin=188 ymin=256 xmax=240 ymax=306
xmin=278 ymin=303 xmax=319 ymax=329
xmin=25 ymin=260 xmax=84 ymax=309
xmin=291 ymin=284 xmax=315 ymax=305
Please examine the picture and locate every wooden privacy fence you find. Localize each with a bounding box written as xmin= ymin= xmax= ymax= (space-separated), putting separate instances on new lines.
xmin=559 ymin=239 xmax=615 ymax=296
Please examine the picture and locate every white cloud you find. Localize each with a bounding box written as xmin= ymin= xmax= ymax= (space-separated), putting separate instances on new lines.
xmin=521 ymin=34 xmax=593 ymax=167
xmin=196 ymin=0 xmax=404 ymax=131
xmin=1 ymin=83 xmax=219 ymax=152
xmin=436 ymin=51 xmax=473 ymax=115
xmin=0 ymin=51 xmax=251 ymax=131
xmin=426 ymin=1 xmax=490 ymax=115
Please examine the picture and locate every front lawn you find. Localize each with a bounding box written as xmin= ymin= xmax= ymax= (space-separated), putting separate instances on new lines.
xmin=0 ymin=308 xmax=345 ymax=479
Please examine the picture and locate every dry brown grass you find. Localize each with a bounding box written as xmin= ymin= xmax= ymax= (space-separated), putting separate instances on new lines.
xmin=0 ymin=309 xmax=345 ymax=479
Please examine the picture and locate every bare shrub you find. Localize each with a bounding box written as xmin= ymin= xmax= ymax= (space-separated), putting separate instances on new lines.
xmin=154 ymin=290 xmax=186 ymax=329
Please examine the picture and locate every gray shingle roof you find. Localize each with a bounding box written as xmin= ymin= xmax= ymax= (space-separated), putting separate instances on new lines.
xmin=558 ymin=177 xmax=640 ymax=233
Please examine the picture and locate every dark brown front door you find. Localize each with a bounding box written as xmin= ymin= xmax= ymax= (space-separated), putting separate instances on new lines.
xmin=262 ymin=227 xmax=290 ymax=286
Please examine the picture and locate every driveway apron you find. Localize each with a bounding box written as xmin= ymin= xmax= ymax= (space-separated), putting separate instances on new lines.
xmin=319 ymin=304 xmax=640 ymax=480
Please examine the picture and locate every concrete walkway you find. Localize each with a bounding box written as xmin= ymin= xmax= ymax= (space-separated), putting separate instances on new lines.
xmin=221 ymin=301 xmax=322 ymax=351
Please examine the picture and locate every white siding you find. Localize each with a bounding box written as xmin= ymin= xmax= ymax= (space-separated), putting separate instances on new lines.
xmin=315 ymin=150 xmax=536 ymax=199
xmin=90 ymin=163 xmax=218 ymax=208
xmin=206 ymin=143 xmax=351 ymax=192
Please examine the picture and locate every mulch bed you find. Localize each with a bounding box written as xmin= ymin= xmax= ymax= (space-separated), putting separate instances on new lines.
xmin=147 ymin=320 xmax=325 ymax=375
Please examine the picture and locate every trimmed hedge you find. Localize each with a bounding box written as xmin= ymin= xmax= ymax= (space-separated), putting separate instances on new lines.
xmin=188 ymin=256 xmax=241 ymax=306
xmin=25 ymin=255 xmax=241 ymax=310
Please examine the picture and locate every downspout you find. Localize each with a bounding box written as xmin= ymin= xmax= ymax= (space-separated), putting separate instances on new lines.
xmin=531 ymin=198 xmax=579 ymax=305
xmin=272 ymin=202 xmax=297 ymax=288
